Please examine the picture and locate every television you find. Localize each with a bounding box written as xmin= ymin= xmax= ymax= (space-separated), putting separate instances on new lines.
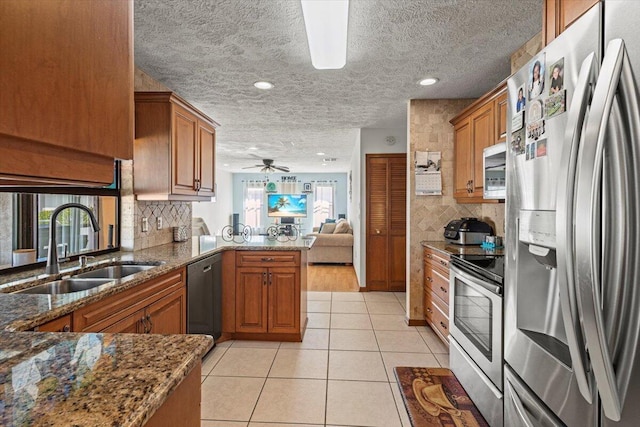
xmin=267 ymin=194 xmax=307 ymax=218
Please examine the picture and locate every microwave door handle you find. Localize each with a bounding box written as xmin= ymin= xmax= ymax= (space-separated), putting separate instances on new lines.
xmin=575 ymin=38 xmax=640 ymax=422
xmin=555 ymin=52 xmax=597 ymax=404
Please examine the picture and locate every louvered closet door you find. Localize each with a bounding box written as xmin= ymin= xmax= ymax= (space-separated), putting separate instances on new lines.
xmin=366 ymin=154 xmax=407 ymax=291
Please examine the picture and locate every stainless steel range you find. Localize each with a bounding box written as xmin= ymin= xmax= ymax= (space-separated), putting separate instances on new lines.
xmin=449 ymin=253 xmax=504 ymax=427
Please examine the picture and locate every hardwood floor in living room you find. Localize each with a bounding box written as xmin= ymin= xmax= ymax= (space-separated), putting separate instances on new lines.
xmin=307 ymin=264 xmax=359 ymax=292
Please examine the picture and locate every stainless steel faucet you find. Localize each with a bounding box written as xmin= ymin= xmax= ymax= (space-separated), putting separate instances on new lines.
xmin=45 ymin=203 xmax=101 ymax=275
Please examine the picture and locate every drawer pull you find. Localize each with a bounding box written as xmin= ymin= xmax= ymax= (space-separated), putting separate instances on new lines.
xmin=440 ymin=286 xmax=447 ymax=294
xmin=62 ymin=325 xmax=70 ymax=332
xmin=440 ymin=321 xmax=448 ymax=330
xmin=426 ymin=254 xmax=432 ymax=259
xmin=146 ymin=314 xmax=153 ymax=333
xmin=426 ymin=308 xmax=433 ymax=314
xmin=426 ymin=276 xmax=433 ymax=283
xmin=261 ymin=257 xmax=274 ymax=262
xmin=440 ymin=260 xmax=447 ymax=266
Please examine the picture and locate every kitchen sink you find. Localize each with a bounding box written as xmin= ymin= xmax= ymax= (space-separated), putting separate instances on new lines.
xmin=14 ymin=278 xmax=113 ymax=295
xmin=73 ymin=264 xmax=157 ymax=279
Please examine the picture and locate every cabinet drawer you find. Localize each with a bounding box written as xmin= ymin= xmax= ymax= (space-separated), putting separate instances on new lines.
xmin=34 ymin=314 xmax=72 ymax=332
xmin=424 ymin=265 xmax=450 ymax=304
xmin=431 ymin=301 xmax=450 ymax=341
xmin=236 ymin=251 xmax=300 ymax=267
xmin=424 ymin=287 xmax=433 ymax=322
xmin=74 ymin=268 xmax=185 ymax=332
xmin=424 ymin=248 xmax=450 ymax=270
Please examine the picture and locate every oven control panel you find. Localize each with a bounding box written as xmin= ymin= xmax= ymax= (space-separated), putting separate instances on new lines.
xmin=519 ymin=210 xmax=556 ymax=248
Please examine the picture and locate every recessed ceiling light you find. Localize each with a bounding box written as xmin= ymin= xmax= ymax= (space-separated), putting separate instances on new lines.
xmin=316 ymin=152 xmax=325 ymax=156
xmin=301 ymin=0 xmax=349 ymax=69
xmin=418 ymin=77 xmax=439 ymax=86
xmin=248 ymin=147 xmax=258 ymax=150
xmin=254 ymin=81 xmax=274 ymax=90
xmin=223 ymin=163 xmax=229 ymax=167
xmin=322 ymin=163 xmax=327 ymax=166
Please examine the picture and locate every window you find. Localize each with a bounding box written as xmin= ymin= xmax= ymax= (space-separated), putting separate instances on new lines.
xmin=313 ymin=185 xmax=334 ymax=227
xmin=244 ymin=187 xmax=264 ymax=228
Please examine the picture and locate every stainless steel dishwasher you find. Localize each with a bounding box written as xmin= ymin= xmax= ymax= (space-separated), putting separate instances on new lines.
xmin=187 ymin=253 xmax=222 ymax=339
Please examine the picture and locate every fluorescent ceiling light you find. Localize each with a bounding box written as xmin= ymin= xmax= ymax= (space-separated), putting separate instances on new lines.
xmin=419 ymin=77 xmax=439 ymax=86
xmin=301 ymin=0 xmax=349 ymax=69
xmin=254 ymin=81 xmax=274 ymax=89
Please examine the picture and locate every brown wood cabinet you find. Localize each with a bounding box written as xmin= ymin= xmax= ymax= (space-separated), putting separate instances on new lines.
xmin=451 ymin=83 xmax=506 ymax=203
xmin=423 ymin=247 xmax=450 ymax=346
xmin=0 ymin=0 xmax=133 ymax=186
xmin=366 ymin=154 xmax=407 ymax=292
xmin=235 ymin=252 xmax=300 ymax=336
xmin=544 ymin=0 xmax=599 ymax=45
xmin=34 ymin=315 xmax=72 ymax=333
xmin=134 ymin=92 xmax=219 ymax=201
xmin=74 ymin=268 xmax=186 ymax=334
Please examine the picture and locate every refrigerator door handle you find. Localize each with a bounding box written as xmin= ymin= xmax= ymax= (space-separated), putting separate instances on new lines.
xmin=505 ymin=367 xmax=565 ymax=427
xmin=555 ymin=52 xmax=597 ymax=404
xmin=576 ymin=38 xmax=640 ymax=422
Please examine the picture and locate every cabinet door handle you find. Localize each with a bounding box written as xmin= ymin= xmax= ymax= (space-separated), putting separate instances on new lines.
xmin=140 ymin=316 xmax=147 ymax=333
xmin=203 ymin=265 xmax=212 ymax=273
xmin=263 ymin=272 xmax=267 ymax=285
xmin=146 ymin=314 xmax=153 ymax=334
xmin=440 ymin=321 xmax=448 ymax=330
xmin=261 ymin=257 xmax=274 ymax=262
xmin=440 ymin=286 xmax=447 ymax=294
xmin=269 ymin=272 xmax=273 ymax=285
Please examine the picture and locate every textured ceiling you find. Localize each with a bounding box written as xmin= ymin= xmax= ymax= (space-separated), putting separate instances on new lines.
xmin=134 ymin=0 xmax=542 ymax=173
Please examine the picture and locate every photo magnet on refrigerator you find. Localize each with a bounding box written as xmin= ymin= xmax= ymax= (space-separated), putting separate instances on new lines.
xmin=511 ymin=128 xmax=525 ymax=155
xmin=545 ymin=90 xmax=566 ymax=118
xmin=526 ymin=143 xmax=536 ymax=160
xmin=536 ymin=139 xmax=548 ymax=157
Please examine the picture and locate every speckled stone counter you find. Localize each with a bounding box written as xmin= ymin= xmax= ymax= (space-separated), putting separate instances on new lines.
xmin=421 ymin=240 xmax=505 ymax=257
xmin=0 ymin=331 xmax=212 ymax=427
xmin=0 ymin=236 xmax=314 ymax=331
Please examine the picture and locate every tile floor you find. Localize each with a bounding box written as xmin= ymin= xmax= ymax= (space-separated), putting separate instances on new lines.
xmin=200 ymin=291 xmax=450 ymax=427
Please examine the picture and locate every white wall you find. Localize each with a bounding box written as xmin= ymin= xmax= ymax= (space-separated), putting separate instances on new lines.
xmin=348 ymin=130 xmax=362 ymax=285
xmin=356 ymin=127 xmax=408 ymax=288
xmin=192 ymin=169 xmax=234 ymax=235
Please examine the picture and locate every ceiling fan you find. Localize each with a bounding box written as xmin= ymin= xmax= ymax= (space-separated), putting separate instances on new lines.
xmin=242 ymin=158 xmax=290 ymax=173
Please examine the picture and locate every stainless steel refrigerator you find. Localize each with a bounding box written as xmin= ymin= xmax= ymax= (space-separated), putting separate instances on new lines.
xmin=505 ymin=1 xmax=640 ymax=426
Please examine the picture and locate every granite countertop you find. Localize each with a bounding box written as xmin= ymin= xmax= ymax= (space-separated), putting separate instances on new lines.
xmin=0 ymin=331 xmax=212 ymax=427
xmin=421 ymin=240 xmax=505 ymax=257
xmin=0 ymin=236 xmax=315 ymax=332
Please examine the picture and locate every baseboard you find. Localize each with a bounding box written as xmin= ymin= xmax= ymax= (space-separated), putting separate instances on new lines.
xmin=406 ymin=317 xmax=427 ymax=327
xmin=359 ymin=286 xmax=369 ymax=292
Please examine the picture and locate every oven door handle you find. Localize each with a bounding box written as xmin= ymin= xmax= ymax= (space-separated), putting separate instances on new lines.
xmin=450 ymin=265 xmax=501 ymax=296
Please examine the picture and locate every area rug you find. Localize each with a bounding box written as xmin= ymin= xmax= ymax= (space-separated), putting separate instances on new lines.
xmin=394 ymin=367 xmax=489 ymax=427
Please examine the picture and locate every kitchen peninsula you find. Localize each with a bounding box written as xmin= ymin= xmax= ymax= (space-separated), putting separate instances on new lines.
xmin=0 ymin=236 xmax=314 ymax=426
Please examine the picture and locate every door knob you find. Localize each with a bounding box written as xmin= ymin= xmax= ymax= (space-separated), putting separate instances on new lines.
xmin=375 ymin=229 xmax=381 ymax=234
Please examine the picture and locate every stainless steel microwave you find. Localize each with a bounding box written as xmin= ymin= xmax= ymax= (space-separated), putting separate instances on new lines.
xmin=483 ymin=143 xmax=506 ymax=199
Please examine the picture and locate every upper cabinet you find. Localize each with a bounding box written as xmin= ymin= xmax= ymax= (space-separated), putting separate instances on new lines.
xmin=134 ymin=92 xmax=219 ymax=201
xmin=543 ymin=0 xmax=599 ymax=45
xmin=0 ymin=0 xmax=133 ymax=186
xmin=450 ymin=83 xmax=506 ymax=203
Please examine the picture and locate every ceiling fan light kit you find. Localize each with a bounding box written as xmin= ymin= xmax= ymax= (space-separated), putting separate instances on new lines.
xmin=301 ymin=0 xmax=349 ymax=70
xmin=242 ymin=158 xmax=290 ymax=173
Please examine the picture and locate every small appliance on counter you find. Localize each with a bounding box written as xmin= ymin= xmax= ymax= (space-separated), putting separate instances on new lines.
xmin=444 ymin=217 xmax=493 ymax=245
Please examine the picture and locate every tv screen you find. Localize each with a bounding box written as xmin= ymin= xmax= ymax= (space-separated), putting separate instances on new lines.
xmin=267 ymin=194 xmax=307 ymax=218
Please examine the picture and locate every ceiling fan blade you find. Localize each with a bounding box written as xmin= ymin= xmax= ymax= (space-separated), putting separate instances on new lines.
xmin=273 ymin=166 xmax=290 ymax=172
xmin=241 ymin=165 xmax=262 ymax=169
xmin=248 ymin=153 xmax=263 ymax=159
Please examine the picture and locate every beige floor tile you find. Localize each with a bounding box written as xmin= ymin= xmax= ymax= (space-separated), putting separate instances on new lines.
xmin=281 ymin=328 xmax=329 ymax=350
xmin=307 ymin=291 xmax=332 ymax=301
xmin=326 ymin=380 xmax=402 ymax=427
xmin=251 ymin=378 xmax=327 ymax=424
xmin=364 ymin=292 xmax=402 ymax=303
xmin=202 ymin=375 xmax=207 ymax=383
xmin=332 ymin=292 xmax=364 ymax=301
xmin=216 ymin=340 xmax=234 ymax=348
xmin=328 ymin=350 xmax=388 ymax=381
xmin=269 ymin=349 xmax=328 ymax=379
xmin=308 ymin=300 xmax=331 ymax=313
xmin=389 ymin=381 xmax=412 ymax=427
xmin=330 ymin=329 xmax=379 ymax=351
xmin=393 ymin=292 xmax=407 ymax=300
xmin=249 ymin=424 xmax=320 ymax=427
xmin=202 ymin=421 xmax=248 ymax=427
xmin=307 ymin=312 xmax=330 ymax=329
xmin=418 ymin=327 xmax=449 ymax=353
xmin=369 ymin=314 xmax=417 ymax=331
xmin=211 ymin=348 xmax=277 ymax=377
xmin=381 ymin=352 xmax=440 ymax=381
xmin=366 ymin=301 xmax=406 ymax=315
xmin=202 ymin=345 xmax=229 ymax=375
xmin=201 ymin=376 xmax=264 ymax=421
xmin=231 ymin=340 xmax=281 ymax=349
xmin=330 ymin=313 xmax=372 ymax=330
xmin=435 ymin=353 xmax=450 ymax=368
xmin=375 ymin=330 xmax=431 ymax=353
xmin=331 ymin=301 xmax=368 ymax=314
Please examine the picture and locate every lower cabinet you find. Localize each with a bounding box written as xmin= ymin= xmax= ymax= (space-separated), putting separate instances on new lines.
xmin=73 ymin=267 xmax=186 ymax=334
xmin=230 ymin=250 xmax=305 ymax=341
xmin=34 ymin=314 xmax=72 ymax=332
xmin=423 ymin=247 xmax=450 ymax=346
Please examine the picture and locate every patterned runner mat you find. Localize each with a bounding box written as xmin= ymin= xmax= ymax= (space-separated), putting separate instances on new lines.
xmin=394 ymin=367 xmax=489 ymax=427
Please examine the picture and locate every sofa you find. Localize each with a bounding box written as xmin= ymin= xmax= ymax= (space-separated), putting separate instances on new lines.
xmin=306 ymin=219 xmax=353 ymax=264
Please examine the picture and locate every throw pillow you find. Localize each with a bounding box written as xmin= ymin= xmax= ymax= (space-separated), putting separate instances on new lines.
xmin=318 ymin=222 xmax=325 ymax=233
xmin=333 ymin=221 xmax=350 ymax=234
xmin=325 ymin=218 xmax=336 ymax=223
xmin=321 ymin=223 xmax=337 ymax=234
